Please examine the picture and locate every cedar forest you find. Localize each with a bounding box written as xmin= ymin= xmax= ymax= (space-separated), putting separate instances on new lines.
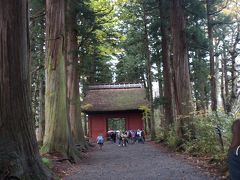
xmin=0 ymin=0 xmax=239 ymax=179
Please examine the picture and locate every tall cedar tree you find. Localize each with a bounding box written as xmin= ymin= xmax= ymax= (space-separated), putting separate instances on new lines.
xmin=66 ymin=0 xmax=86 ymax=147
xmin=0 ymin=1 xmax=50 ymax=178
xmin=158 ymin=0 xmax=175 ymax=134
xmin=42 ymin=0 xmax=80 ymax=161
xmin=171 ymin=0 xmax=195 ymax=141
xmin=206 ymin=0 xmax=217 ymax=112
xmin=142 ymin=1 xmax=156 ymax=140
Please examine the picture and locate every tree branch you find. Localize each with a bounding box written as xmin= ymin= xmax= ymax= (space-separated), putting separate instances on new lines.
xmin=30 ymin=10 xmax=46 ymax=21
xmin=208 ymin=0 xmax=229 ymax=16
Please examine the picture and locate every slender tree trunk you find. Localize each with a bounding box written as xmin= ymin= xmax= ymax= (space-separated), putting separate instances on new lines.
xmin=36 ymin=19 xmax=46 ymax=145
xmin=83 ymin=114 xmax=88 ymax=136
xmin=170 ymin=0 xmax=195 ymax=142
xmin=215 ymin=54 xmax=221 ymax=110
xmin=66 ymin=0 xmax=86 ymax=149
xmin=37 ymin=78 xmax=45 ymax=145
xmin=159 ymin=0 xmax=175 ymax=137
xmin=221 ymin=46 xmax=231 ymax=113
xmin=229 ymin=25 xmax=240 ymax=112
xmin=156 ymin=56 xmax=164 ymax=116
xmin=42 ymin=0 xmax=80 ymax=161
xmin=0 ymin=1 xmax=50 ymax=178
xmin=195 ymin=52 xmax=207 ymax=113
xmin=224 ymin=57 xmax=229 ymax=100
xmin=206 ymin=0 xmax=217 ymax=112
xmin=221 ymin=55 xmax=227 ymax=113
xmin=32 ymin=74 xmax=39 ymax=124
xmin=142 ymin=1 xmax=156 ymax=140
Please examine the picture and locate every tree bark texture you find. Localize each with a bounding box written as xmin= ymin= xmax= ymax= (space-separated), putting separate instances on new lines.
xmin=206 ymin=0 xmax=217 ymax=112
xmin=0 ymin=1 xmax=50 ymax=179
xmin=142 ymin=1 xmax=156 ymax=140
xmin=229 ymin=24 xmax=240 ymax=112
xmin=170 ymin=0 xmax=195 ymax=141
xmin=66 ymin=0 xmax=86 ymax=148
xmin=194 ymin=53 xmax=208 ymax=113
xmin=42 ymin=0 xmax=79 ymax=161
xmin=220 ymin=60 xmax=225 ymax=112
xmin=159 ymin=0 xmax=175 ymax=135
xmin=221 ymin=47 xmax=230 ymax=113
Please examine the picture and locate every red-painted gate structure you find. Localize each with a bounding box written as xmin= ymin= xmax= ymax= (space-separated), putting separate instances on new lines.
xmin=82 ymin=84 xmax=149 ymax=139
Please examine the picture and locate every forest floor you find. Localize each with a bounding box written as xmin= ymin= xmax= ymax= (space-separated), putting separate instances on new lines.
xmin=53 ymin=141 xmax=227 ymax=180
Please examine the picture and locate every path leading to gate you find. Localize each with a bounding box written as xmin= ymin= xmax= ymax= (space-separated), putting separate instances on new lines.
xmin=65 ymin=142 xmax=220 ymax=180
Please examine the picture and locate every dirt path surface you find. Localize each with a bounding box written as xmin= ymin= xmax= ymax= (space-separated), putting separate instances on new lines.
xmin=65 ymin=142 xmax=220 ymax=180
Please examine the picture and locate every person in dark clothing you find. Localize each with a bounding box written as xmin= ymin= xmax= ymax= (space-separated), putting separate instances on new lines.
xmin=141 ymin=129 xmax=145 ymax=143
xmin=110 ymin=132 xmax=114 ymax=143
xmin=112 ymin=131 xmax=116 ymax=143
xmin=228 ymin=119 xmax=240 ymax=180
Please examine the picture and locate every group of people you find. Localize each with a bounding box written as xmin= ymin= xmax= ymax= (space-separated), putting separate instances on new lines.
xmin=96 ymin=129 xmax=145 ymax=150
xmin=107 ymin=129 xmax=145 ymax=147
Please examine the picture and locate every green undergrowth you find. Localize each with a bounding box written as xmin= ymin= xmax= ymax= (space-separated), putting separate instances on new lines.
xmin=156 ymin=112 xmax=235 ymax=169
xmin=41 ymin=157 xmax=61 ymax=180
xmin=41 ymin=157 xmax=53 ymax=169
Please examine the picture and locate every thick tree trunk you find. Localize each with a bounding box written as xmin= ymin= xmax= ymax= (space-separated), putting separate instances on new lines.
xmin=159 ymin=0 xmax=175 ymax=137
xmin=206 ymin=0 xmax=217 ymax=112
xmin=0 ymin=1 xmax=50 ymax=178
xmin=66 ymin=0 xmax=86 ymax=149
xmin=42 ymin=0 xmax=80 ymax=161
xmin=142 ymin=1 xmax=156 ymax=140
xmin=170 ymin=0 xmax=195 ymax=142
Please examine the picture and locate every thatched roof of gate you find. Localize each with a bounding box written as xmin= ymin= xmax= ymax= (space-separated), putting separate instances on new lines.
xmin=82 ymin=85 xmax=149 ymax=112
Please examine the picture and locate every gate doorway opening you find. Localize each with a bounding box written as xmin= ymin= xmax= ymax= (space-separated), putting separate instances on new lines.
xmin=107 ymin=118 xmax=126 ymax=131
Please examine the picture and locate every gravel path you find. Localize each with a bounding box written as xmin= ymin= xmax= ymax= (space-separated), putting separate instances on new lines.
xmin=66 ymin=142 xmax=220 ymax=180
